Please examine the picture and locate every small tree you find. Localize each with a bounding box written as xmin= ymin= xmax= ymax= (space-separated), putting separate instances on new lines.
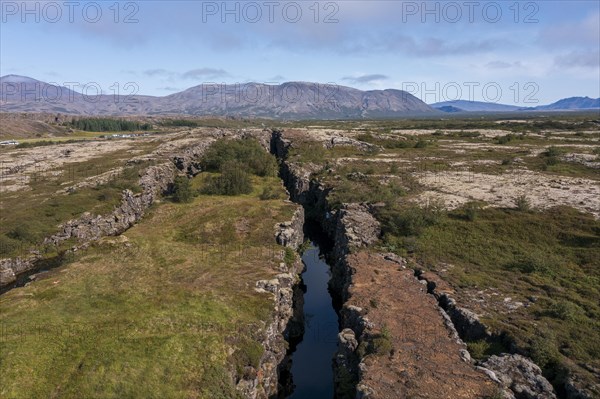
xmin=515 ymin=195 xmax=531 ymax=212
xmin=172 ymin=176 xmax=194 ymax=203
xmin=464 ymin=201 xmax=482 ymax=221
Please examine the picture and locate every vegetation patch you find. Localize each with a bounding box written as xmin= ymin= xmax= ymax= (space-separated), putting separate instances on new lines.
xmin=70 ymin=118 xmax=152 ymax=132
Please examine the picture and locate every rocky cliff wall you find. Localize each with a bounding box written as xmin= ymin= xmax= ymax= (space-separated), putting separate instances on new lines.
xmin=238 ymin=206 xmax=305 ymax=398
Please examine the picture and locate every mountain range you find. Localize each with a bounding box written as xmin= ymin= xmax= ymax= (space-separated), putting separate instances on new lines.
xmin=0 ymin=75 xmax=432 ymax=119
xmin=1 ymin=75 xmax=598 ymax=119
xmin=431 ymin=98 xmax=600 ymax=113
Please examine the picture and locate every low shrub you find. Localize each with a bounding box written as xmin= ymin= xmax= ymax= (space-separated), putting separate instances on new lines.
xmin=529 ymin=334 xmax=561 ymax=370
xmin=496 ymin=134 xmax=515 ymax=144
xmin=545 ymin=146 xmax=564 ymax=158
xmin=284 ymin=247 xmax=296 ymax=266
xmin=0 ymin=235 xmax=22 ymax=257
xmin=378 ymin=201 xmax=446 ymax=237
xmin=464 ymin=201 xmax=483 ymax=221
xmin=7 ymin=225 xmax=41 ymax=244
xmin=172 ymin=176 xmax=195 ymax=203
xmin=259 ymin=186 xmax=281 ymax=200
xmin=202 ymin=163 xmax=253 ymax=196
xmin=506 ymin=252 xmax=559 ymax=276
xmin=547 ymin=300 xmax=583 ymax=321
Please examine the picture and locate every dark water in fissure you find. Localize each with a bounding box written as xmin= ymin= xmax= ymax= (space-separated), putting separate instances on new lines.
xmin=287 ymin=224 xmax=339 ymax=399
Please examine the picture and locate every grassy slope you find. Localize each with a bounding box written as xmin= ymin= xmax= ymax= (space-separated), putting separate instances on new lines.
xmin=0 ymin=175 xmax=294 ymax=398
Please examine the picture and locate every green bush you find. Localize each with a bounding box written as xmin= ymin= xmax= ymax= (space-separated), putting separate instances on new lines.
xmin=7 ymin=225 xmax=41 ymax=244
xmin=0 ymin=235 xmax=22 ymax=256
xmin=466 ymin=339 xmax=508 ymax=361
xmin=202 ymin=163 xmax=253 ymax=196
xmin=283 ymin=247 xmax=296 ymax=266
xmin=545 ymin=146 xmax=564 ymax=158
xmin=496 ymin=134 xmax=515 ymax=144
xmin=201 ymin=138 xmax=277 ymax=177
xmin=172 ymin=176 xmax=195 ymax=203
xmin=379 ymin=202 xmax=445 ymax=237
xmin=544 ymin=156 xmax=560 ymax=167
xmin=529 ymin=335 xmax=560 ymax=369
xmin=259 ymin=186 xmax=281 ymax=200
xmin=515 ymin=195 xmax=531 ymax=211
xmin=507 ymin=252 xmax=559 ymax=275
xmin=548 ymin=300 xmax=583 ymax=321
xmin=371 ymin=326 xmax=393 ymax=356
xmin=414 ymin=139 xmax=428 ymax=148
xmin=464 ymin=201 xmax=482 ymax=221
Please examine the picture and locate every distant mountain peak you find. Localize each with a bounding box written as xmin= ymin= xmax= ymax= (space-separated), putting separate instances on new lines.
xmin=0 ymin=74 xmax=41 ymax=83
xmin=533 ymin=96 xmax=600 ymax=111
xmin=430 ymin=100 xmax=521 ymax=113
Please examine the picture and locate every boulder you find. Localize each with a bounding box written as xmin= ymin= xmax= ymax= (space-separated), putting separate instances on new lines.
xmin=481 ymin=354 xmax=557 ymax=399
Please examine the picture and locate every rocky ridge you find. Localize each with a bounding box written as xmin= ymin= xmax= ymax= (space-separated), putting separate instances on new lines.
xmin=0 ymin=135 xmax=216 ymax=290
xmin=270 ymin=128 xmax=560 ymax=399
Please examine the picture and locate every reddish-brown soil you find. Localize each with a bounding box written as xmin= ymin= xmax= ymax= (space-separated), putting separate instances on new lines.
xmin=346 ymin=251 xmax=497 ymax=398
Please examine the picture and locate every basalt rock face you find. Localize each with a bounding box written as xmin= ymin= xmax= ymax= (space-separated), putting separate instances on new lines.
xmin=275 ymin=207 xmax=305 ymax=249
xmin=565 ymin=372 xmax=599 ymax=399
xmin=419 ymin=272 xmax=490 ymax=342
xmin=44 ymin=161 xmax=175 ymax=247
xmin=481 ymin=354 xmax=557 ymax=399
xmin=240 ymin=208 xmax=304 ymax=399
xmin=329 ymin=203 xmax=381 ymax=297
xmin=0 ymin=256 xmax=38 ymax=287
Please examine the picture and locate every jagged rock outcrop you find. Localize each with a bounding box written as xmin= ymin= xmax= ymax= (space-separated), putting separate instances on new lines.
xmin=326 ymin=135 xmax=382 ymax=152
xmin=44 ymin=162 xmax=175 ymax=247
xmin=482 ymin=354 xmax=557 ymax=399
xmin=275 ymin=207 xmax=305 ymax=248
xmin=565 ymin=372 xmax=599 ymax=399
xmin=0 ymin=256 xmax=38 ymax=287
xmin=240 ymin=208 xmax=305 ymax=399
xmin=418 ymin=271 xmax=490 ymax=341
xmin=329 ymin=203 xmax=381 ymax=300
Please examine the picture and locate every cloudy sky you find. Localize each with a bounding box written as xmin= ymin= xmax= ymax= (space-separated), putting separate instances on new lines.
xmin=1 ymin=0 xmax=598 ymax=104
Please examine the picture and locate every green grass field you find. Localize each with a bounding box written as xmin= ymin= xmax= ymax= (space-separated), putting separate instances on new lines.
xmin=0 ymin=174 xmax=295 ymax=398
